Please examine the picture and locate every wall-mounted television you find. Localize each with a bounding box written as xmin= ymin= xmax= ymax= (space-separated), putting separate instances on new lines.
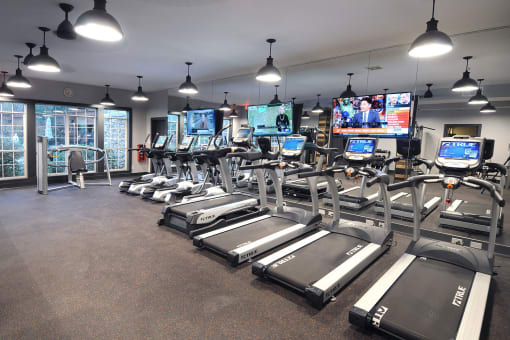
xmin=248 ymin=102 xmax=293 ymax=136
xmin=186 ymin=109 xmax=216 ymax=135
xmin=332 ymin=92 xmax=412 ymax=138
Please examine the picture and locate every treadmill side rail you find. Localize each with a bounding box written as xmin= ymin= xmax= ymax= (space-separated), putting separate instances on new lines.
xmin=194 ymin=215 xmax=272 ymax=244
xmin=189 ymin=198 xmax=259 ymax=225
xmin=455 ymin=272 xmax=491 ymax=340
xmin=350 ymin=253 xmax=415 ymax=326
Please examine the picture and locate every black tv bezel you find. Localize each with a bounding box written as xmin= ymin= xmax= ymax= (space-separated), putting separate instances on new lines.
xmin=248 ymin=101 xmax=294 ymax=137
xmin=331 ymin=91 xmax=413 ymax=139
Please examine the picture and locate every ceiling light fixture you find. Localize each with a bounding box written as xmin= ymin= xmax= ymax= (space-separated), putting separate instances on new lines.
xmin=256 ymin=38 xmax=282 ymax=83
xmin=451 ymin=56 xmax=478 ymax=92
xmin=269 ymin=85 xmax=282 ymax=105
xmin=424 ymin=83 xmax=433 ymax=98
xmin=7 ymin=55 xmax=32 ymax=88
xmin=340 ymin=73 xmax=357 ymax=98
xmin=468 ymin=79 xmax=489 ymax=105
xmin=74 ymin=0 xmax=123 ymax=42
xmin=0 ymin=72 xmax=15 ymax=97
xmin=302 ymin=111 xmax=310 ymax=120
xmin=408 ymin=0 xmax=453 ymax=58
xmin=182 ymin=96 xmax=192 ymax=113
xmin=311 ymin=94 xmax=324 ymax=113
xmin=100 ymin=85 xmax=115 ymax=106
xmin=57 ymin=3 xmax=77 ymax=40
xmin=480 ymin=102 xmax=496 ymax=113
xmin=23 ymin=43 xmax=36 ymax=66
xmin=131 ymin=76 xmax=149 ymax=102
xmin=28 ymin=27 xmax=61 ymax=73
xmin=219 ymin=92 xmax=232 ymax=112
xmin=178 ymin=62 xmax=199 ymax=95
xmin=229 ymin=104 xmax=239 ymax=119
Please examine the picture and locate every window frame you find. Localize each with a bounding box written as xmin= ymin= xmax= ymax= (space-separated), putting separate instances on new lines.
xmin=0 ymin=102 xmax=28 ymax=181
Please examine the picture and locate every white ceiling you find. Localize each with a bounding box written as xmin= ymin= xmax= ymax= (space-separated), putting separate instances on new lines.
xmin=1 ymin=0 xmax=509 ymax=103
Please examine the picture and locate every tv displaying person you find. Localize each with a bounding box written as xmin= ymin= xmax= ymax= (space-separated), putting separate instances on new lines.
xmin=198 ymin=113 xmax=209 ymax=130
xmin=275 ymin=104 xmax=290 ymax=132
xmin=350 ymin=97 xmax=381 ymax=128
xmin=399 ymin=92 xmax=411 ymax=105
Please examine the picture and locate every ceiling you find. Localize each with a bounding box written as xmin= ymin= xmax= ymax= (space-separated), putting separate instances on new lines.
xmin=1 ymin=0 xmax=510 ymax=103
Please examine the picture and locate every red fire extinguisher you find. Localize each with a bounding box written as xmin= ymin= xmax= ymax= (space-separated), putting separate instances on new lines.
xmin=137 ymin=144 xmax=146 ymax=162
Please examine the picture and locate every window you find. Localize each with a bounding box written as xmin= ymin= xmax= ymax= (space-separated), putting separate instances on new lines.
xmin=168 ymin=114 xmax=178 ymax=151
xmin=0 ymin=102 xmax=26 ymax=179
xmin=104 ymin=109 xmax=129 ymax=171
xmin=36 ymin=104 xmax=97 ymax=174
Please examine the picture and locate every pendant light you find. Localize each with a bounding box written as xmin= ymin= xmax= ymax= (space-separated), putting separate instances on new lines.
xmin=57 ymin=3 xmax=77 ymax=40
xmin=100 ymin=85 xmax=115 ymax=106
xmin=182 ymin=96 xmax=192 ymax=113
xmin=131 ymin=76 xmax=149 ymax=102
xmin=28 ymin=27 xmax=61 ymax=73
xmin=7 ymin=55 xmax=32 ymax=88
xmin=302 ymin=111 xmax=310 ymax=120
xmin=256 ymin=38 xmax=282 ymax=83
xmin=408 ymin=0 xmax=453 ymax=58
xmin=480 ymin=102 xmax=496 ymax=113
xmin=178 ymin=62 xmax=199 ymax=95
xmin=74 ymin=0 xmax=123 ymax=42
xmin=23 ymin=43 xmax=36 ymax=66
xmin=229 ymin=104 xmax=239 ymax=119
xmin=311 ymin=94 xmax=324 ymax=113
xmin=468 ymin=79 xmax=489 ymax=105
xmin=219 ymin=92 xmax=232 ymax=112
xmin=451 ymin=56 xmax=478 ymax=92
xmin=0 ymin=72 xmax=15 ymax=97
xmin=269 ymin=85 xmax=282 ymax=105
xmin=340 ymin=73 xmax=357 ymax=98
xmin=424 ymin=83 xmax=433 ymax=98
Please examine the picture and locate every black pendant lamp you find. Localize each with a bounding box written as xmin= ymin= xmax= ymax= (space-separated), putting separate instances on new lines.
xmin=182 ymin=96 xmax=192 ymax=113
xmin=468 ymin=79 xmax=489 ymax=105
xmin=28 ymin=27 xmax=61 ymax=73
xmin=7 ymin=55 xmax=32 ymax=88
xmin=219 ymin=92 xmax=232 ymax=112
xmin=131 ymin=76 xmax=149 ymax=102
xmin=451 ymin=56 xmax=478 ymax=92
xmin=75 ymin=0 xmax=123 ymax=42
xmin=480 ymin=102 xmax=496 ymax=113
xmin=302 ymin=111 xmax=310 ymax=120
xmin=340 ymin=73 xmax=357 ymax=98
xmin=408 ymin=0 xmax=453 ymax=58
xmin=269 ymin=85 xmax=282 ymax=105
xmin=178 ymin=62 xmax=199 ymax=95
xmin=100 ymin=85 xmax=115 ymax=106
xmin=311 ymin=94 xmax=324 ymax=113
xmin=256 ymin=38 xmax=282 ymax=83
xmin=0 ymin=72 xmax=15 ymax=97
xmin=57 ymin=3 xmax=77 ymax=40
xmin=23 ymin=43 xmax=36 ymax=66
xmin=424 ymin=83 xmax=433 ymax=98
xmin=229 ymin=104 xmax=239 ymax=119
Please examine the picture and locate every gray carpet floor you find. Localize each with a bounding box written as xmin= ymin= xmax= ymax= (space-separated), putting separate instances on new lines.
xmin=1 ymin=179 xmax=509 ymax=339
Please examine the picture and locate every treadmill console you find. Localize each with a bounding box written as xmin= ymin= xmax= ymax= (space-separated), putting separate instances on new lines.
xmin=344 ymin=137 xmax=378 ymax=162
xmin=233 ymin=127 xmax=254 ymax=146
xmin=435 ymin=137 xmax=483 ymax=172
xmin=178 ymin=135 xmax=196 ymax=152
xmin=281 ymin=136 xmax=307 ymax=159
xmin=154 ymin=135 xmax=168 ymax=149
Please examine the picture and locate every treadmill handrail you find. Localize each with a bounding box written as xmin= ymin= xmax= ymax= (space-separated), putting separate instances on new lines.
xmin=384 ymin=156 xmax=434 ymax=169
xmin=485 ymin=162 xmax=507 ymax=176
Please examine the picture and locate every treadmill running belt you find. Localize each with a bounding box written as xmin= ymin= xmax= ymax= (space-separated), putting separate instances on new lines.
xmin=370 ymin=258 xmax=475 ymax=340
xmin=171 ymin=193 xmax=253 ymax=216
xmin=266 ymin=233 xmax=368 ymax=291
xmin=202 ymin=217 xmax=297 ymax=254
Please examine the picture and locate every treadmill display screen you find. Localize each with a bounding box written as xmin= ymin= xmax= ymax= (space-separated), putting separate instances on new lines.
xmin=439 ymin=141 xmax=480 ymax=159
xmin=154 ymin=136 xmax=167 ymax=148
xmin=346 ymin=139 xmax=376 ymax=153
xmin=236 ymin=128 xmax=252 ymax=138
xmin=283 ymin=138 xmax=306 ymax=151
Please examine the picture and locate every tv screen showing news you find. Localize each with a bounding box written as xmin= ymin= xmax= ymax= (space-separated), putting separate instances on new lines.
xmin=248 ymin=102 xmax=293 ymax=136
xmin=438 ymin=141 xmax=480 ymax=159
xmin=283 ymin=137 xmax=306 ymax=151
xmin=332 ymin=92 xmax=412 ymax=138
xmin=346 ymin=139 xmax=376 ymax=153
xmin=186 ymin=109 xmax=215 ymax=135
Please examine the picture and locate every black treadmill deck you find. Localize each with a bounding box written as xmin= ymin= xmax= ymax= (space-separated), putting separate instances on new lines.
xmin=370 ymin=257 xmax=475 ymax=340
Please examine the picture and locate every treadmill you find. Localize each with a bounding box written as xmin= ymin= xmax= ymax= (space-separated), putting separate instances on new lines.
xmin=349 ymin=138 xmax=504 ymax=340
xmin=374 ymin=138 xmax=441 ymax=220
xmin=439 ymin=137 xmax=505 ymax=234
xmin=252 ymin=163 xmax=392 ymax=308
xmin=193 ymin=135 xmax=322 ymax=266
xmin=324 ymin=137 xmax=381 ymax=209
xmin=159 ymin=127 xmax=263 ymax=237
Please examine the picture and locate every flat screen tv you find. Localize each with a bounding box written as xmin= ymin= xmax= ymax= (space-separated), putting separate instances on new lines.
xmin=186 ymin=109 xmax=215 ymax=135
xmin=332 ymin=92 xmax=412 ymax=138
xmin=248 ymin=102 xmax=293 ymax=136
